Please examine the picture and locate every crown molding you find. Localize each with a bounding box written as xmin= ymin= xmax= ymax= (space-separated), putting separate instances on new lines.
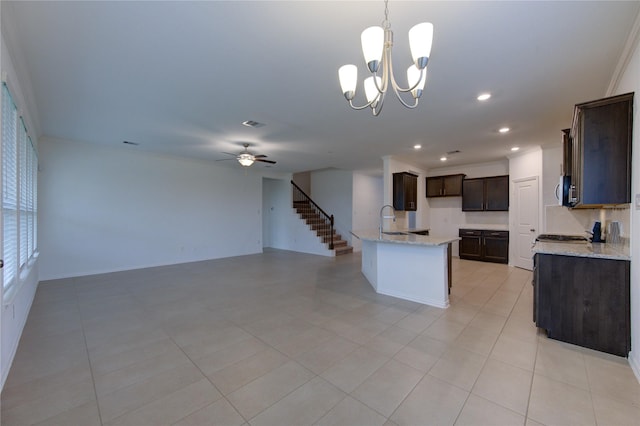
xmin=607 ymin=7 xmax=640 ymax=96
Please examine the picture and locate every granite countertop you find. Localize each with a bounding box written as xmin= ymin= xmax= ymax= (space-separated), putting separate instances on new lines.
xmin=532 ymin=241 xmax=630 ymax=261
xmin=351 ymin=229 xmax=459 ymax=247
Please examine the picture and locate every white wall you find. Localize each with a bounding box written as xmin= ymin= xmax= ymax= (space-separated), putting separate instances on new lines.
xmin=310 ymin=169 xmax=354 ymax=245
xmin=1 ymin=34 xmax=40 ymax=389
xmin=427 ymin=160 xmax=509 ymax=256
xmin=39 ymin=138 xmax=265 ymax=280
xmin=352 ymin=173 xmax=383 ymax=252
xmin=292 ymin=171 xmax=310 ymax=195
xmin=614 ymin=17 xmax=640 ymax=379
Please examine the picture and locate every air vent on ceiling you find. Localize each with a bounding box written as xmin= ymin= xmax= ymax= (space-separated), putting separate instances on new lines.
xmin=446 ymin=150 xmax=461 ymax=155
xmin=242 ymin=120 xmax=265 ymax=128
xmin=123 ymin=141 xmax=140 ymax=146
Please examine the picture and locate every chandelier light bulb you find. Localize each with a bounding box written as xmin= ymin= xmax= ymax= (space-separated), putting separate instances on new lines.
xmin=361 ymin=26 xmax=384 ymax=73
xmin=364 ymin=76 xmax=382 ymax=105
xmin=338 ymin=64 xmax=358 ymax=100
xmin=408 ymin=22 xmax=433 ymax=69
xmin=407 ymin=65 xmax=427 ymax=99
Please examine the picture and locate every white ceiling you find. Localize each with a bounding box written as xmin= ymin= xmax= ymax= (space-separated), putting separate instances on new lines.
xmin=3 ymin=1 xmax=639 ymax=173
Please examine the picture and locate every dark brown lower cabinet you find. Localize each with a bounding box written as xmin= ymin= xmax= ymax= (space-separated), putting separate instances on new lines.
xmin=459 ymin=229 xmax=508 ymax=264
xmin=534 ymin=253 xmax=630 ymax=357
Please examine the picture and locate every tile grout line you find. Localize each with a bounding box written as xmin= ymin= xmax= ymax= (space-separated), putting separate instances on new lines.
xmin=161 ymin=319 xmax=252 ymax=425
xmin=74 ymin=277 xmax=106 ymax=426
xmin=448 ymin=266 xmax=530 ymax=424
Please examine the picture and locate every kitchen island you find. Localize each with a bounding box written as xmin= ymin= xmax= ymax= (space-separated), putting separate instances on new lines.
xmin=352 ymin=230 xmax=459 ymax=308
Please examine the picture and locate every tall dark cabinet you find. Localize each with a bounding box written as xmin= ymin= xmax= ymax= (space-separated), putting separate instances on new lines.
xmin=462 ymin=175 xmax=509 ymax=211
xmin=393 ymin=172 xmax=418 ymax=211
xmin=569 ymin=92 xmax=633 ymax=207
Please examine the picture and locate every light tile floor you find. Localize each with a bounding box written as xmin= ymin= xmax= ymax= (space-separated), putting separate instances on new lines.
xmin=2 ymin=249 xmax=640 ymax=425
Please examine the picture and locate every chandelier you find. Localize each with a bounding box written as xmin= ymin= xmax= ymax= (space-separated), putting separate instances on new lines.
xmin=338 ymin=0 xmax=433 ymax=116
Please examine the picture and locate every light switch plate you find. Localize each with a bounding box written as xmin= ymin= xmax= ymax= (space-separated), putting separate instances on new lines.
xmin=636 ymin=193 xmax=640 ymax=209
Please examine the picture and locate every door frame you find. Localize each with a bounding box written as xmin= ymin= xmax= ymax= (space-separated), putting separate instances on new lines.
xmin=510 ymin=176 xmax=540 ymax=270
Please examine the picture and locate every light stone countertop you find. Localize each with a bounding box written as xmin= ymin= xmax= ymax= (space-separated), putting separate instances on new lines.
xmin=351 ymin=229 xmax=459 ymax=247
xmin=532 ymin=241 xmax=630 ymax=261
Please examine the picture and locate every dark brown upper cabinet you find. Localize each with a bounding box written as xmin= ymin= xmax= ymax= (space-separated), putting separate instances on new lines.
xmin=393 ymin=172 xmax=418 ymax=211
xmin=425 ymin=174 xmax=465 ymax=197
xmin=462 ymin=175 xmax=509 ymax=211
xmin=569 ymin=92 xmax=633 ymax=208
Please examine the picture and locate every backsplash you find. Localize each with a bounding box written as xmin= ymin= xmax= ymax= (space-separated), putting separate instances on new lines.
xmin=545 ymin=205 xmax=631 ymax=240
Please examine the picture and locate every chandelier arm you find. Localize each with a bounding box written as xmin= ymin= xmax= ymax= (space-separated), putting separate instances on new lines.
xmin=387 ymin=55 xmax=426 ymax=93
xmin=371 ymin=89 xmax=386 ymax=116
xmin=391 ymin=89 xmax=420 ymax=108
xmin=347 ymin=97 xmax=380 ymax=110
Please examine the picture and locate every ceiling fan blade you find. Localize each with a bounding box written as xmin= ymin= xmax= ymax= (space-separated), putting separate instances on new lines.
xmin=215 ymin=158 xmax=235 ymax=162
xmin=255 ymin=159 xmax=276 ymax=164
xmin=221 ymin=152 xmax=238 ymax=157
xmin=254 ymin=154 xmax=267 ymax=158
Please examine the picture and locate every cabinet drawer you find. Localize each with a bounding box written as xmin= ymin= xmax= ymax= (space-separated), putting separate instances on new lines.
xmin=459 ymin=229 xmax=482 ymax=237
xmin=483 ymin=230 xmax=509 ymax=239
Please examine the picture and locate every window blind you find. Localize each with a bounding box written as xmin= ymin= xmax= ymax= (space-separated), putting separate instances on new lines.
xmin=19 ymin=119 xmax=28 ymax=267
xmin=2 ymin=84 xmax=18 ymax=292
xmin=2 ymin=82 xmax=38 ymax=298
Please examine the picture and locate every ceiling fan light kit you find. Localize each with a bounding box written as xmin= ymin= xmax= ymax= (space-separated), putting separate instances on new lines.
xmin=237 ymin=153 xmax=255 ymax=167
xmin=338 ymin=0 xmax=433 ymax=116
xmin=219 ymin=143 xmax=276 ymax=167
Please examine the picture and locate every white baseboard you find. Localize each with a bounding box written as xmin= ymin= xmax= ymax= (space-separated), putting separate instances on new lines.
xmin=629 ymin=350 xmax=640 ymax=384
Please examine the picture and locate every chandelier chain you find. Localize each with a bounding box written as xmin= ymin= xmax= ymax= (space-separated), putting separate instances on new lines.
xmin=382 ymin=0 xmax=390 ymax=29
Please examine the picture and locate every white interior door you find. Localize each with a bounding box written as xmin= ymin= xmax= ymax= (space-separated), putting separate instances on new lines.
xmin=513 ymin=177 xmax=539 ymax=270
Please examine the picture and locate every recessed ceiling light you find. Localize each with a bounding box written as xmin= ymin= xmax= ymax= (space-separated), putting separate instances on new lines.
xmin=499 ymin=127 xmax=510 ymax=133
xmin=414 ymin=144 xmax=422 ymax=149
xmin=477 ymin=93 xmax=491 ymax=101
xmin=440 ymin=156 xmax=447 ymax=161
xmin=511 ymin=146 xmax=520 ymax=152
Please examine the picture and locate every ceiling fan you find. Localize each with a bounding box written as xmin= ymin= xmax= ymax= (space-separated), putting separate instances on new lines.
xmin=218 ymin=143 xmax=276 ymax=167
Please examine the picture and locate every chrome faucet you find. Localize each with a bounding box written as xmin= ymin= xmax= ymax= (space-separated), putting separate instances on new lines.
xmin=379 ymin=204 xmax=396 ymax=239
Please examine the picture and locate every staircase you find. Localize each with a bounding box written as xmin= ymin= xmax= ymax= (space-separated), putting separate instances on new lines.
xmin=293 ymin=200 xmax=353 ymax=255
xmin=291 ymin=181 xmax=353 ymax=256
